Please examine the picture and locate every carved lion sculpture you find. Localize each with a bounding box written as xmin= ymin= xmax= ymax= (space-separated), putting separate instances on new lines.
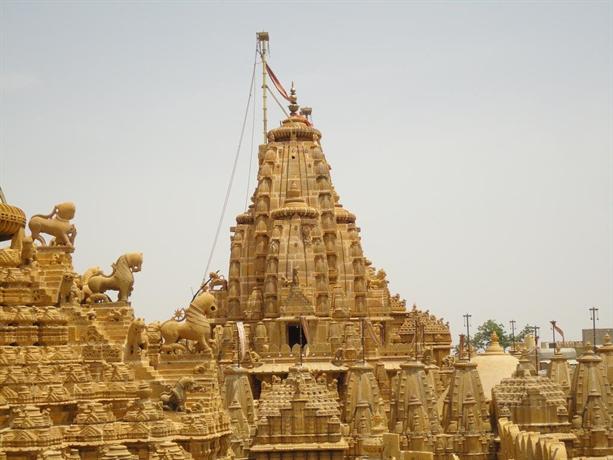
xmin=124 ymin=318 xmax=148 ymax=361
xmin=161 ymin=376 xmax=197 ymax=411
xmin=28 ymin=202 xmax=77 ymax=247
xmin=158 ymin=291 xmax=217 ymax=354
xmin=85 ymin=252 xmax=143 ymax=302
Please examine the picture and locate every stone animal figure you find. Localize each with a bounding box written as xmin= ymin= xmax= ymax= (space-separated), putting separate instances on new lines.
xmin=160 ymin=343 xmax=186 ymax=355
xmin=28 ymin=202 xmax=77 ymax=247
xmin=58 ymin=272 xmax=78 ymax=305
xmin=86 ymin=252 xmax=143 ymax=302
xmin=161 ymin=376 xmax=197 ymax=411
xmin=79 ymin=267 xmax=104 ymax=303
xmin=158 ymin=291 xmax=217 ymax=354
xmin=0 ymin=229 xmax=36 ymax=268
xmin=124 ymin=318 xmax=148 ymax=361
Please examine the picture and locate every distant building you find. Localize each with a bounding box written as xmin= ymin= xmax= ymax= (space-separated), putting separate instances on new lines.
xmin=582 ymin=327 xmax=613 ymax=345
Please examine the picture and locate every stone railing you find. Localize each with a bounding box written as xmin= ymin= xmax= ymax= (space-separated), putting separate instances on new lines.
xmin=498 ymin=418 xmax=568 ymax=460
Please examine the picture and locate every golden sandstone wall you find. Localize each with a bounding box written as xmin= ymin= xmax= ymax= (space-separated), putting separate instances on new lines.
xmin=498 ymin=418 xmax=569 ymax=460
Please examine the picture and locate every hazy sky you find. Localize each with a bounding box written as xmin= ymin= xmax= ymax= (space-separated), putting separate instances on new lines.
xmin=1 ymin=1 xmax=611 ymax=342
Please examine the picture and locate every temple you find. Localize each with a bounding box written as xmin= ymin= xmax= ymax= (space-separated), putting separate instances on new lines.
xmin=210 ymin=84 xmax=452 ymax=376
xmin=1 ymin=32 xmax=612 ymax=460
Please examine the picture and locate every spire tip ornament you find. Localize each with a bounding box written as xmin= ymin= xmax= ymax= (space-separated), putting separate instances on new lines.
xmin=288 ymin=81 xmax=299 ymax=115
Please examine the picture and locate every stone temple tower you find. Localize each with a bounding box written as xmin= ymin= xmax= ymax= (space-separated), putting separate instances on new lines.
xmin=225 ymin=108 xmax=372 ymax=329
xmin=210 ymin=90 xmax=452 ymax=365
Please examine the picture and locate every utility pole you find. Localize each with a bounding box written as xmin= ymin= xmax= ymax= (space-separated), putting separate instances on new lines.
xmin=550 ymin=320 xmax=557 ymax=347
xmin=589 ymin=307 xmax=599 ymax=352
xmin=510 ymin=320 xmax=516 ymax=352
xmin=256 ymin=32 xmax=270 ymax=144
xmin=463 ymin=314 xmax=472 ymax=361
xmin=532 ymin=325 xmax=540 ymax=373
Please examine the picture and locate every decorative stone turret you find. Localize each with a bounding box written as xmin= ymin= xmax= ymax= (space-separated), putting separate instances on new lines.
xmin=341 ymin=361 xmax=387 ymax=457
xmin=570 ymin=348 xmax=613 ymax=422
xmin=547 ymin=347 xmax=573 ymax=396
xmin=597 ymin=333 xmax=613 ymax=385
xmin=514 ymin=350 xmax=537 ymax=377
xmin=251 ymin=366 xmax=348 ymax=460
xmin=223 ymin=366 xmax=256 ymax=459
xmin=390 ymin=357 xmax=441 ymax=445
xmin=442 ymin=359 xmax=489 ymax=434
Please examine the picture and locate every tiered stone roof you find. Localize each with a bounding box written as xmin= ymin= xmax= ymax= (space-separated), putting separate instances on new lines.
xmin=252 ymin=366 xmax=346 ymax=454
xmin=492 ymin=375 xmax=569 ymax=432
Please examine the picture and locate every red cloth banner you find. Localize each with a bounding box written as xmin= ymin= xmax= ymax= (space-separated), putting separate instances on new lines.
xmin=551 ymin=321 xmax=565 ymax=342
xmin=266 ymin=63 xmax=291 ymax=102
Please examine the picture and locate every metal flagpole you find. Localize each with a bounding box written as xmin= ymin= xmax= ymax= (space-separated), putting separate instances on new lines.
xmin=551 ymin=320 xmax=557 ymax=347
xmin=256 ymin=32 xmax=269 ymax=144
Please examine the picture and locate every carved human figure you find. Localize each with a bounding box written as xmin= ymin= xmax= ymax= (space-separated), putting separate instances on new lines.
xmin=367 ymin=268 xmax=388 ymax=289
xmin=207 ymin=271 xmax=228 ymax=291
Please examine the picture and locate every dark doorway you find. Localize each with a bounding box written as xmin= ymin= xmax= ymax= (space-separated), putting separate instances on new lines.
xmin=287 ymin=323 xmax=306 ymax=348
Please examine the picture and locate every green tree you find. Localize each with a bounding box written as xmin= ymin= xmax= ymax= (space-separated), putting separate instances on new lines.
xmin=468 ymin=320 xmax=533 ymax=351
xmin=470 ymin=320 xmax=509 ymax=351
xmin=515 ymin=324 xmax=535 ymax=344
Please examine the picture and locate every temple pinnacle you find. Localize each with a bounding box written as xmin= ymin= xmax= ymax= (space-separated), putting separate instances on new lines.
xmin=288 ymin=81 xmax=299 ymax=115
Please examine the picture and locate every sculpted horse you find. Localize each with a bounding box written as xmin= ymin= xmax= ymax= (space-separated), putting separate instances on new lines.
xmin=158 ymin=291 xmax=217 ymax=354
xmin=86 ymin=253 xmax=143 ymax=302
xmin=124 ymin=318 xmax=148 ymax=361
xmin=28 ymin=202 xmax=77 ymax=247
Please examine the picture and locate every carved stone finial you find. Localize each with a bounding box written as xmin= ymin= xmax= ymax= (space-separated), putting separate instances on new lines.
xmin=288 ymin=82 xmax=299 ymax=115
